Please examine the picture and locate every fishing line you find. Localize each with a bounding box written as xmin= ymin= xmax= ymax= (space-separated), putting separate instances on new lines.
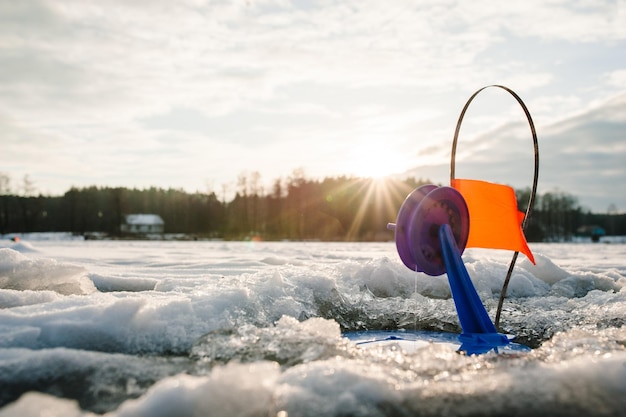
xmin=415 ymin=264 xmax=419 ymax=331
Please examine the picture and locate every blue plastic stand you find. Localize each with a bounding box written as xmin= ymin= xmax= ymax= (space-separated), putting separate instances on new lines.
xmin=439 ymin=224 xmax=511 ymax=354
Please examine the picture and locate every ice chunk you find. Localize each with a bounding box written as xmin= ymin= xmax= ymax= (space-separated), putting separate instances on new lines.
xmin=0 ymin=249 xmax=95 ymax=295
xmin=0 ymin=392 xmax=87 ymax=417
xmin=519 ymin=253 xmax=570 ymax=284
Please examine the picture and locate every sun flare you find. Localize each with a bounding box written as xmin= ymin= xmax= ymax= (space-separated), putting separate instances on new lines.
xmin=342 ymin=173 xmax=413 ymax=240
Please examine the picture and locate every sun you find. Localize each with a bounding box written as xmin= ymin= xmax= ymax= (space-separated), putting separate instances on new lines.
xmin=346 ymin=141 xmax=410 ymax=179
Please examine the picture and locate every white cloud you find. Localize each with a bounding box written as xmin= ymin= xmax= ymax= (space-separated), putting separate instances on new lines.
xmin=0 ymin=0 xmax=625 ymax=212
xmin=606 ymin=69 xmax=626 ymax=88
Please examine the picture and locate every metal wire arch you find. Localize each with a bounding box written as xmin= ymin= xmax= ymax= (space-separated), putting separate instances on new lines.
xmin=449 ymin=85 xmax=540 ymax=330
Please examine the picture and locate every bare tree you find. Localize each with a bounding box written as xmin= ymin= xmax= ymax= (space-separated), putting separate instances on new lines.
xmin=0 ymin=172 xmax=10 ymax=195
xmin=21 ymin=174 xmax=36 ymax=196
xmin=0 ymin=172 xmax=11 ymax=234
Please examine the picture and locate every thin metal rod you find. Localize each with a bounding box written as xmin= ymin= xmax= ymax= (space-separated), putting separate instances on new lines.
xmin=449 ymin=85 xmax=539 ymax=330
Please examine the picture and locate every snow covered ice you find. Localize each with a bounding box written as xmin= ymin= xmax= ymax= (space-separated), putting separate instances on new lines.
xmin=1 ymin=235 xmax=626 ymax=416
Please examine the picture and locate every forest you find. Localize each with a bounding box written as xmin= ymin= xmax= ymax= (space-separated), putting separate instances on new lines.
xmin=1 ymin=172 xmax=625 ymax=242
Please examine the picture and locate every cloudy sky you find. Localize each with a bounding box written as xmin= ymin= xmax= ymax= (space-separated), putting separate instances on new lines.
xmin=1 ymin=0 xmax=625 ymax=212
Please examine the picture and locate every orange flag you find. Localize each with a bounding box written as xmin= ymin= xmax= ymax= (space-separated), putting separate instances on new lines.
xmin=451 ymin=178 xmax=535 ymax=264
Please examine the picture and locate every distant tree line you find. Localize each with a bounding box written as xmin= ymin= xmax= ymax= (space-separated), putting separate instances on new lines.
xmin=1 ymin=171 xmax=625 ymax=241
xmin=515 ymin=188 xmax=626 ymax=241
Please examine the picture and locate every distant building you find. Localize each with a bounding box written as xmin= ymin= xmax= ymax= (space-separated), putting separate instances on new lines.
xmin=121 ymin=214 xmax=165 ymax=234
xmin=576 ymin=225 xmax=606 ymax=242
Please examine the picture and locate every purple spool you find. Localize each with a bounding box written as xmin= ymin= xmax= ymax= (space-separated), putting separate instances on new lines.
xmin=388 ymin=185 xmax=469 ymax=276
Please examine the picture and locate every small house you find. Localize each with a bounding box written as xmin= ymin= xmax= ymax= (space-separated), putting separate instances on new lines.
xmin=121 ymin=214 xmax=165 ymax=235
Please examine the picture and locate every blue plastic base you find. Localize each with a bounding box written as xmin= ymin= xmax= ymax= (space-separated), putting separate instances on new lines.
xmin=344 ymin=330 xmax=530 ymax=355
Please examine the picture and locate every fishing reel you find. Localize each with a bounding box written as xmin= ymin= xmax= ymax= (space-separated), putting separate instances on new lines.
xmin=387 ymin=185 xmax=469 ymax=276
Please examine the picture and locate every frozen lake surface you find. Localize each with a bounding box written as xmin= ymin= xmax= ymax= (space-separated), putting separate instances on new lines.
xmin=1 ymin=235 xmax=626 ymax=416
